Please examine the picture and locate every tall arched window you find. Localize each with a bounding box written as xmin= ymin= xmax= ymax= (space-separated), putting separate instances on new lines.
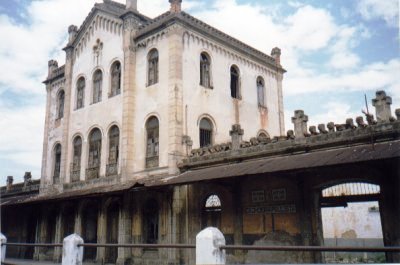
xmin=257 ymin=76 xmax=265 ymax=107
xmin=200 ymin=52 xmax=211 ymax=88
xmin=145 ymin=117 xmax=159 ymax=168
xmin=87 ymin=128 xmax=101 ymax=179
xmin=92 ymin=70 xmax=103 ymax=103
xmin=76 ymin=78 xmax=85 ymax=109
xmin=57 ymin=90 xmax=65 ymax=119
xmin=110 ymin=61 xmax=121 ymax=97
xmin=230 ymin=66 xmax=240 ymax=99
xmin=106 ymin=126 xmax=119 ymax=176
xmin=143 ymin=199 xmax=159 ymax=244
xmin=53 ymin=144 xmax=62 ymax=184
xmin=147 ymin=49 xmax=159 ymax=86
xmin=71 ymin=136 xmax=82 ymax=182
xmin=199 ymin=118 xmax=213 ymax=147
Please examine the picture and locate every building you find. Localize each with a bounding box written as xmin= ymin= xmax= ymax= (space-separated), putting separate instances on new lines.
xmin=1 ymin=0 xmax=399 ymax=264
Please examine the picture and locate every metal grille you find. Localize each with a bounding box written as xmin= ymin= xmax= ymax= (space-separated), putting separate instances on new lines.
xmin=200 ymin=128 xmax=212 ymax=147
xmin=322 ymin=182 xmax=380 ymax=197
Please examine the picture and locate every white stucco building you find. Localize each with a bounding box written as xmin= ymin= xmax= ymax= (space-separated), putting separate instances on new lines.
xmin=41 ymin=0 xmax=285 ymax=190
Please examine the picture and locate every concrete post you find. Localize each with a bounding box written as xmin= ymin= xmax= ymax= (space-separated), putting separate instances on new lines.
xmin=196 ymin=227 xmax=226 ymax=265
xmin=291 ymin=110 xmax=308 ymax=138
xmin=0 ymin=233 xmax=6 ymax=263
xmin=62 ymin=234 xmax=83 ymax=265
xmin=230 ymin=124 xmax=244 ymax=150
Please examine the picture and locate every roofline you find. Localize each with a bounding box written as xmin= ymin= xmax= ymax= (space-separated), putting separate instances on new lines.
xmin=135 ymin=12 xmax=286 ymax=73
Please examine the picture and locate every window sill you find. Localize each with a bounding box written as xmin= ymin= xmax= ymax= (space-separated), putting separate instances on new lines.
xmin=108 ymin=92 xmax=121 ymax=98
xmin=200 ymin=84 xmax=213 ymax=89
xmin=146 ymin=82 xmax=158 ymax=88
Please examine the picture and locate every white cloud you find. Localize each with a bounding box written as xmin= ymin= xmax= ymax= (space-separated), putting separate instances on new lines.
xmin=357 ymin=0 xmax=399 ymax=27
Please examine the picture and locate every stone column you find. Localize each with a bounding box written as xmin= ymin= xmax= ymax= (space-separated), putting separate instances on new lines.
xmin=230 ymin=124 xmax=244 ymax=150
xmin=117 ymin=193 xmax=132 ymax=265
xmin=271 ymin=47 xmax=285 ymax=136
xmin=96 ymin=200 xmax=107 ymax=263
xmin=233 ymin=181 xmax=244 ymax=262
xmin=168 ymin=24 xmax=185 ymax=174
xmin=120 ymin=11 xmax=140 ymax=181
xmin=379 ymin=167 xmax=400 ymax=262
xmin=291 ymin=110 xmax=308 ymax=138
xmin=372 ymin=90 xmax=392 ymax=122
xmin=41 ymin=64 xmax=55 ymax=189
xmin=35 ymin=208 xmax=48 ymax=261
xmin=59 ymin=28 xmax=76 ymax=185
xmin=53 ymin=211 xmax=63 ymax=262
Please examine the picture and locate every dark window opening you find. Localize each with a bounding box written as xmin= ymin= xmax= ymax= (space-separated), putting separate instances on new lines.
xmin=53 ymin=144 xmax=61 ymax=183
xmin=148 ymin=49 xmax=159 ymax=86
xmin=87 ymin=128 xmax=101 ymax=179
xmin=146 ymin=117 xmax=159 ymax=168
xmin=202 ymin=194 xmax=222 ymax=228
xmin=200 ymin=52 xmax=211 ymax=88
xmin=199 ymin=118 xmax=213 ymax=147
xmin=92 ymin=70 xmax=103 ymax=103
xmin=76 ymin=78 xmax=85 ymax=109
xmin=57 ymin=90 xmax=65 ymax=119
xmin=71 ymin=136 xmax=82 ymax=182
xmin=143 ymin=199 xmax=159 ymax=244
xmin=257 ymin=77 xmax=265 ymax=107
xmin=110 ymin=61 xmax=121 ymax=97
xmin=230 ymin=66 xmax=240 ymax=99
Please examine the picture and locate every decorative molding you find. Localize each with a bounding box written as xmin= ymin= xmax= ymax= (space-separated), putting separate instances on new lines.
xmin=182 ymin=30 xmax=278 ymax=78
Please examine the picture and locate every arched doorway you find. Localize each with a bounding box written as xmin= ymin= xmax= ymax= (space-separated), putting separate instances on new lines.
xmin=82 ymin=202 xmax=98 ymax=262
xmin=320 ymin=182 xmax=383 ymax=263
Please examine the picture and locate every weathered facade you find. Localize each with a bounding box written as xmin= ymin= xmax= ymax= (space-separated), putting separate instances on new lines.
xmin=1 ymin=0 xmax=399 ymax=264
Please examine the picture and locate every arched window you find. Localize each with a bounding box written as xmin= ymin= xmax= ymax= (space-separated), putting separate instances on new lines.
xmin=76 ymin=77 xmax=85 ymax=109
xmin=106 ymin=126 xmax=119 ymax=176
xmin=143 ymin=199 xmax=159 ymax=244
xmin=230 ymin=66 xmax=240 ymax=99
xmin=110 ymin=61 xmax=121 ymax=97
xmin=199 ymin=118 xmax=213 ymax=147
xmin=71 ymin=136 xmax=82 ymax=182
xmin=203 ymin=194 xmax=222 ymax=228
xmin=57 ymin=90 xmax=65 ymax=119
xmin=147 ymin=49 xmax=159 ymax=86
xmin=53 ymin=144 xmax=62 ymax=183
xmin=87 ymin=128 xmax=101 ymax=180
xmin=92 ymin=70 xmax=103 ymax=103
xmin=257 ymin=76 xmax=265 ymax=107
xmin=145 ymin=117 xmax=159 ymax=168
xmin=200 ymin=52 xmax=211 ymax=88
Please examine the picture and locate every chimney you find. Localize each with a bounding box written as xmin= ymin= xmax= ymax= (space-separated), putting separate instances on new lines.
xmin=47 ymin=60 xmax=58 ymax=78
xmin=6 ymin=176 xmax=13 ymax=191
xmin=271 ymin=47 xmax=281 ymax=65
xmin=291 ymin=110 xmax=308 ymax=138
xmin=126 ymin=0 xmax=137 ymax=10
xmin=169 ymin=0 xmax=182 ymax=13
xmin=68 ymin=25 xmax=78 ymax=44
xmin=230 ymin=124 xmax=244 ymax=150
xmin=372 ymin=90 xmax=392 ymax=122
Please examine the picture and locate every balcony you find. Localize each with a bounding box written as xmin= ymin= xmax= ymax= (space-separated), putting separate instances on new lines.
xmin=106 ymin=162 xmax=118 ymax=176
xmin=86 ymin=166 xmax=99 ymax=180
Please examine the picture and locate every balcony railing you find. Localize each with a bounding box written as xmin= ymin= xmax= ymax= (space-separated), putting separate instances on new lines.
xmin=106 ymin=162 xmax=118 ymax=176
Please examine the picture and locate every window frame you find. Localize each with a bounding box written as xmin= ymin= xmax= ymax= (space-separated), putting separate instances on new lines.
xmin=109 ymin=61 xmax=121 ymax=97
xmin=147 ymin=49 xmax=159 ymax=86
xmin=230 ymin=65 xmax=241 ymax=99
xmin=145 ymin=116 xmax=160 ymax=168
xmin=92 ymin=70 xmax=103 ymax=104
xmin=200 ymin=52 xmax=212 ymax=88
xmin=57 ymin=90 xmax=65 ymax=119
xmin=199 ymin=118 xmax=213 ymax=148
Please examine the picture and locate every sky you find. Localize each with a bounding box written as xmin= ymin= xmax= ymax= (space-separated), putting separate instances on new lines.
xmin=0 ymin=0 xmax=399 ymax=183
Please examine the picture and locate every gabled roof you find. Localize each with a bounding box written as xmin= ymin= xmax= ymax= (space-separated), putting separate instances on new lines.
xmin=136 ymin=11 xmax=284 ymax=72
xmin=69 ymin=0 xmax=150 ymax=48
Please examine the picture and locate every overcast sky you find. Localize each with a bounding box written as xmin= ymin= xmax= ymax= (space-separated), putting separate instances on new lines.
xmin=0 ymin=0 xmax=399 ymax=183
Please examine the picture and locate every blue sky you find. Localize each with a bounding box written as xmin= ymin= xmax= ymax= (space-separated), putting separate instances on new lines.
xmin=0 ymin=0 xmax=399 ymax=183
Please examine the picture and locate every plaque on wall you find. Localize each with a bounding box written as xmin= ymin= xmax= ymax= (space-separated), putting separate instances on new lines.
xmin=272 ymin=188 xmax=286 ymax=201
xmin=245 ymin=204 xmax=296 ymax=214
xmin=251 ymin=190 xmax=265 ymax=203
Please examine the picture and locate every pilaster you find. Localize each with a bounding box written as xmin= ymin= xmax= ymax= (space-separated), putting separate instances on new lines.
xmin=277 ymin=73 xmax=285 ymax=135
xmin=40 ymin=83 xmax=52 ymax=189
xmin=168 ymin=25 xmax=185 ymax=174
xmin=53 ymin=212 xmax=63 ymax=261
xmin=59 ymin=46 xmax=74 ymax=185
xmin=120 ymin=12 xmax=140 ymax=181
xmin=117 ymin=193 xmax=132 ymax=265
